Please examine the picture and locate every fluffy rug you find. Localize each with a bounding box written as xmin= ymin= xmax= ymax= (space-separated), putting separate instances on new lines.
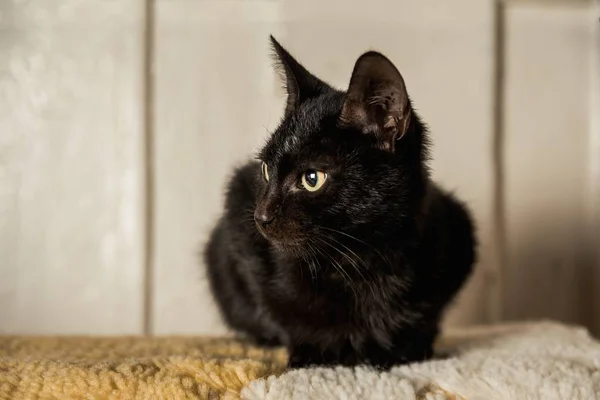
xmin=244 ymin=322 xmax=600 ymax=400
xmin=1 ymin=322 xmax=598 ymax=399
xmin=0 ymin=336 xmax=286 ymax=399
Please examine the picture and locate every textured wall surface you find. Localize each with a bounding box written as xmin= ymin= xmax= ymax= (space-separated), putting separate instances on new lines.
xmin=0 ymin=1 xmax=146 ymax=334
xmin=503 ymin=2 xmax=598 ymax=325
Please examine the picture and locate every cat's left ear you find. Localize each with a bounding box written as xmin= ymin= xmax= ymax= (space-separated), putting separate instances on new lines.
xmin=339 ymin=52 xmax=412 ymax=152
xmin=270 ymin=35 xmax=331 ymax=117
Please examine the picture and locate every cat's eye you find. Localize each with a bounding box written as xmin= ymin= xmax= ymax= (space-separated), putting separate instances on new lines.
xmin=261 ymin=162 xmax=269 ymax=182
xmin=301 ymin=170 xmax=327 ymax=192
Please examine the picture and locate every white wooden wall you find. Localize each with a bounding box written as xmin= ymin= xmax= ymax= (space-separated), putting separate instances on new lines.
xmin=0 ymin=1 xmax=146 ymax=334
xmin=0 ymin=0 xmax=598 ymax=336
xmin=503 ymin=1 xmax=599 ymax=329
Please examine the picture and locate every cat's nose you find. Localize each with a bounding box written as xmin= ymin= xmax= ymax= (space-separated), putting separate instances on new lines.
xmin=254 ymin=211 xmax=275 ymax=226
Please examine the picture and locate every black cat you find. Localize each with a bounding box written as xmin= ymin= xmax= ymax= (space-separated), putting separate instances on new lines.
xmin=204 ymin=36 xmax=476 ymax=369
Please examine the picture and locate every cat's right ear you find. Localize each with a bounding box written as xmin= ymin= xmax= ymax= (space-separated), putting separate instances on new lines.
xmin=270 ymin=35 xmax=330 ymax=117
xmin=339 ymin=52 xmax=412 ymax=152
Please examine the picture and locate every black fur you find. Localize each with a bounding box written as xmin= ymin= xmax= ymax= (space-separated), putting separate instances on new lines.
xmin=204 ymin=36 xmax=476 ymax=369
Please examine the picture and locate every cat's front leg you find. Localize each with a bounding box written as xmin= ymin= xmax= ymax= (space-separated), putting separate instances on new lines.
xmin=287 ymin=343 xmax=326 ymax=368
xmin=363 ymin=342 xmax=434 ymax=370
xmin=287 ymin=341 xmax=361 ymax=369
xmin=360 ymin=329 xmax=436 ymax=369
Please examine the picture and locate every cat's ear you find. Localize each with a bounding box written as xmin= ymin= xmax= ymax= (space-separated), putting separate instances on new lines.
xmin=339 ymin=52 xmax=412 ymax=152
xmin=270 ymin=35 xmax=330 ymax=117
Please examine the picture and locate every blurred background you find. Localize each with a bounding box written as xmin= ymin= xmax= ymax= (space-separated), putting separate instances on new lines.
xmin=0 ymin=0 xmax=598 ymax=337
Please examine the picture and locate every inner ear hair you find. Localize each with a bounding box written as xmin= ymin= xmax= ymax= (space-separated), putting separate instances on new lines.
xmin=339 ymin=52 xmax=412 ymax=152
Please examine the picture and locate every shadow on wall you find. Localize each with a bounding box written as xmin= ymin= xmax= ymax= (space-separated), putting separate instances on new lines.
xmin=503 ymin=216 xmax=598 ymax=335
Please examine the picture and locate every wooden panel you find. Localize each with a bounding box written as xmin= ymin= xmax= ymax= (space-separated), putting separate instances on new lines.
xmin=503 ymin=3 xmax=597 ymax=327
xmin=152 ymin=1 xmax=282 ymax=334
xmin=279 ymin=0 xmax=497 ymax=327
xmin=0 ymin=2 xmax=146 ymax=334
xmin=153 ymin=0 xmax=496 ymax=334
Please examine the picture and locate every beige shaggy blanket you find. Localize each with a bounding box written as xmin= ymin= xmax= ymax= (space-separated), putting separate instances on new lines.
xmin=244 ymin=322 xmax=600 ymax=400
xmin=1 ymin=321 xmax=598 ymax=399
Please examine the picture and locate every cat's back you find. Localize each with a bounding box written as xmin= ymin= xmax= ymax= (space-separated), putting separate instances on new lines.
xmin=426 ymin=183 xmax=475 ymax=250
xmin=223 ymin=161 xmax=261 ymax=219
xmin=205 ymin=160 xmax=266 ymax=266
xmin=205 ymin=160 xmax=260 ymax=250
xmin=204 ymin=160 xmax=261 ymax=268
xmin=419 ymin=182 xmax=476 ymax=288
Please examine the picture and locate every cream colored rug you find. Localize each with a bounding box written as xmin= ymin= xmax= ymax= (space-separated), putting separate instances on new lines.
xmin=243 ymin=322 xmax=600 ymax=400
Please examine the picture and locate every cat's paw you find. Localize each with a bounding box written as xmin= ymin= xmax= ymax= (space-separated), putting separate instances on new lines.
xmin=253 ymin=335 xmax=283 ymax=348
xmin=287 ymin=354 xmax=318 ymax=369
xmin=287 ymin=344 xmax=329 ymax=369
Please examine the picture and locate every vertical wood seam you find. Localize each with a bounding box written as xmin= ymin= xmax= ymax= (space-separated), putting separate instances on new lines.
xmin=491 ymin=0 xmax=507 ymax=323
xmin=589 ymin=0 xmax=600 ymax=334
xmin=142 ymin=0 xmax=156 ymax=336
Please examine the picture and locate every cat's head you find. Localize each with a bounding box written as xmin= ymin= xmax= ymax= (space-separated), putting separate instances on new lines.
xmin=254 ymin=36 xmax=428 ymax=254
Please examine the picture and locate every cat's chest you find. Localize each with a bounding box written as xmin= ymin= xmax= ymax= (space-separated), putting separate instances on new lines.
xmin=265 ymin=272 xmax=402 ymax=329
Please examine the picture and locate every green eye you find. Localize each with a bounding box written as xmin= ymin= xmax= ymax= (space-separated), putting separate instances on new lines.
xmin=262 ymin=162 xmax=269 ymax=182
xmin=301 ymin=170 xmax=327 ymax=192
